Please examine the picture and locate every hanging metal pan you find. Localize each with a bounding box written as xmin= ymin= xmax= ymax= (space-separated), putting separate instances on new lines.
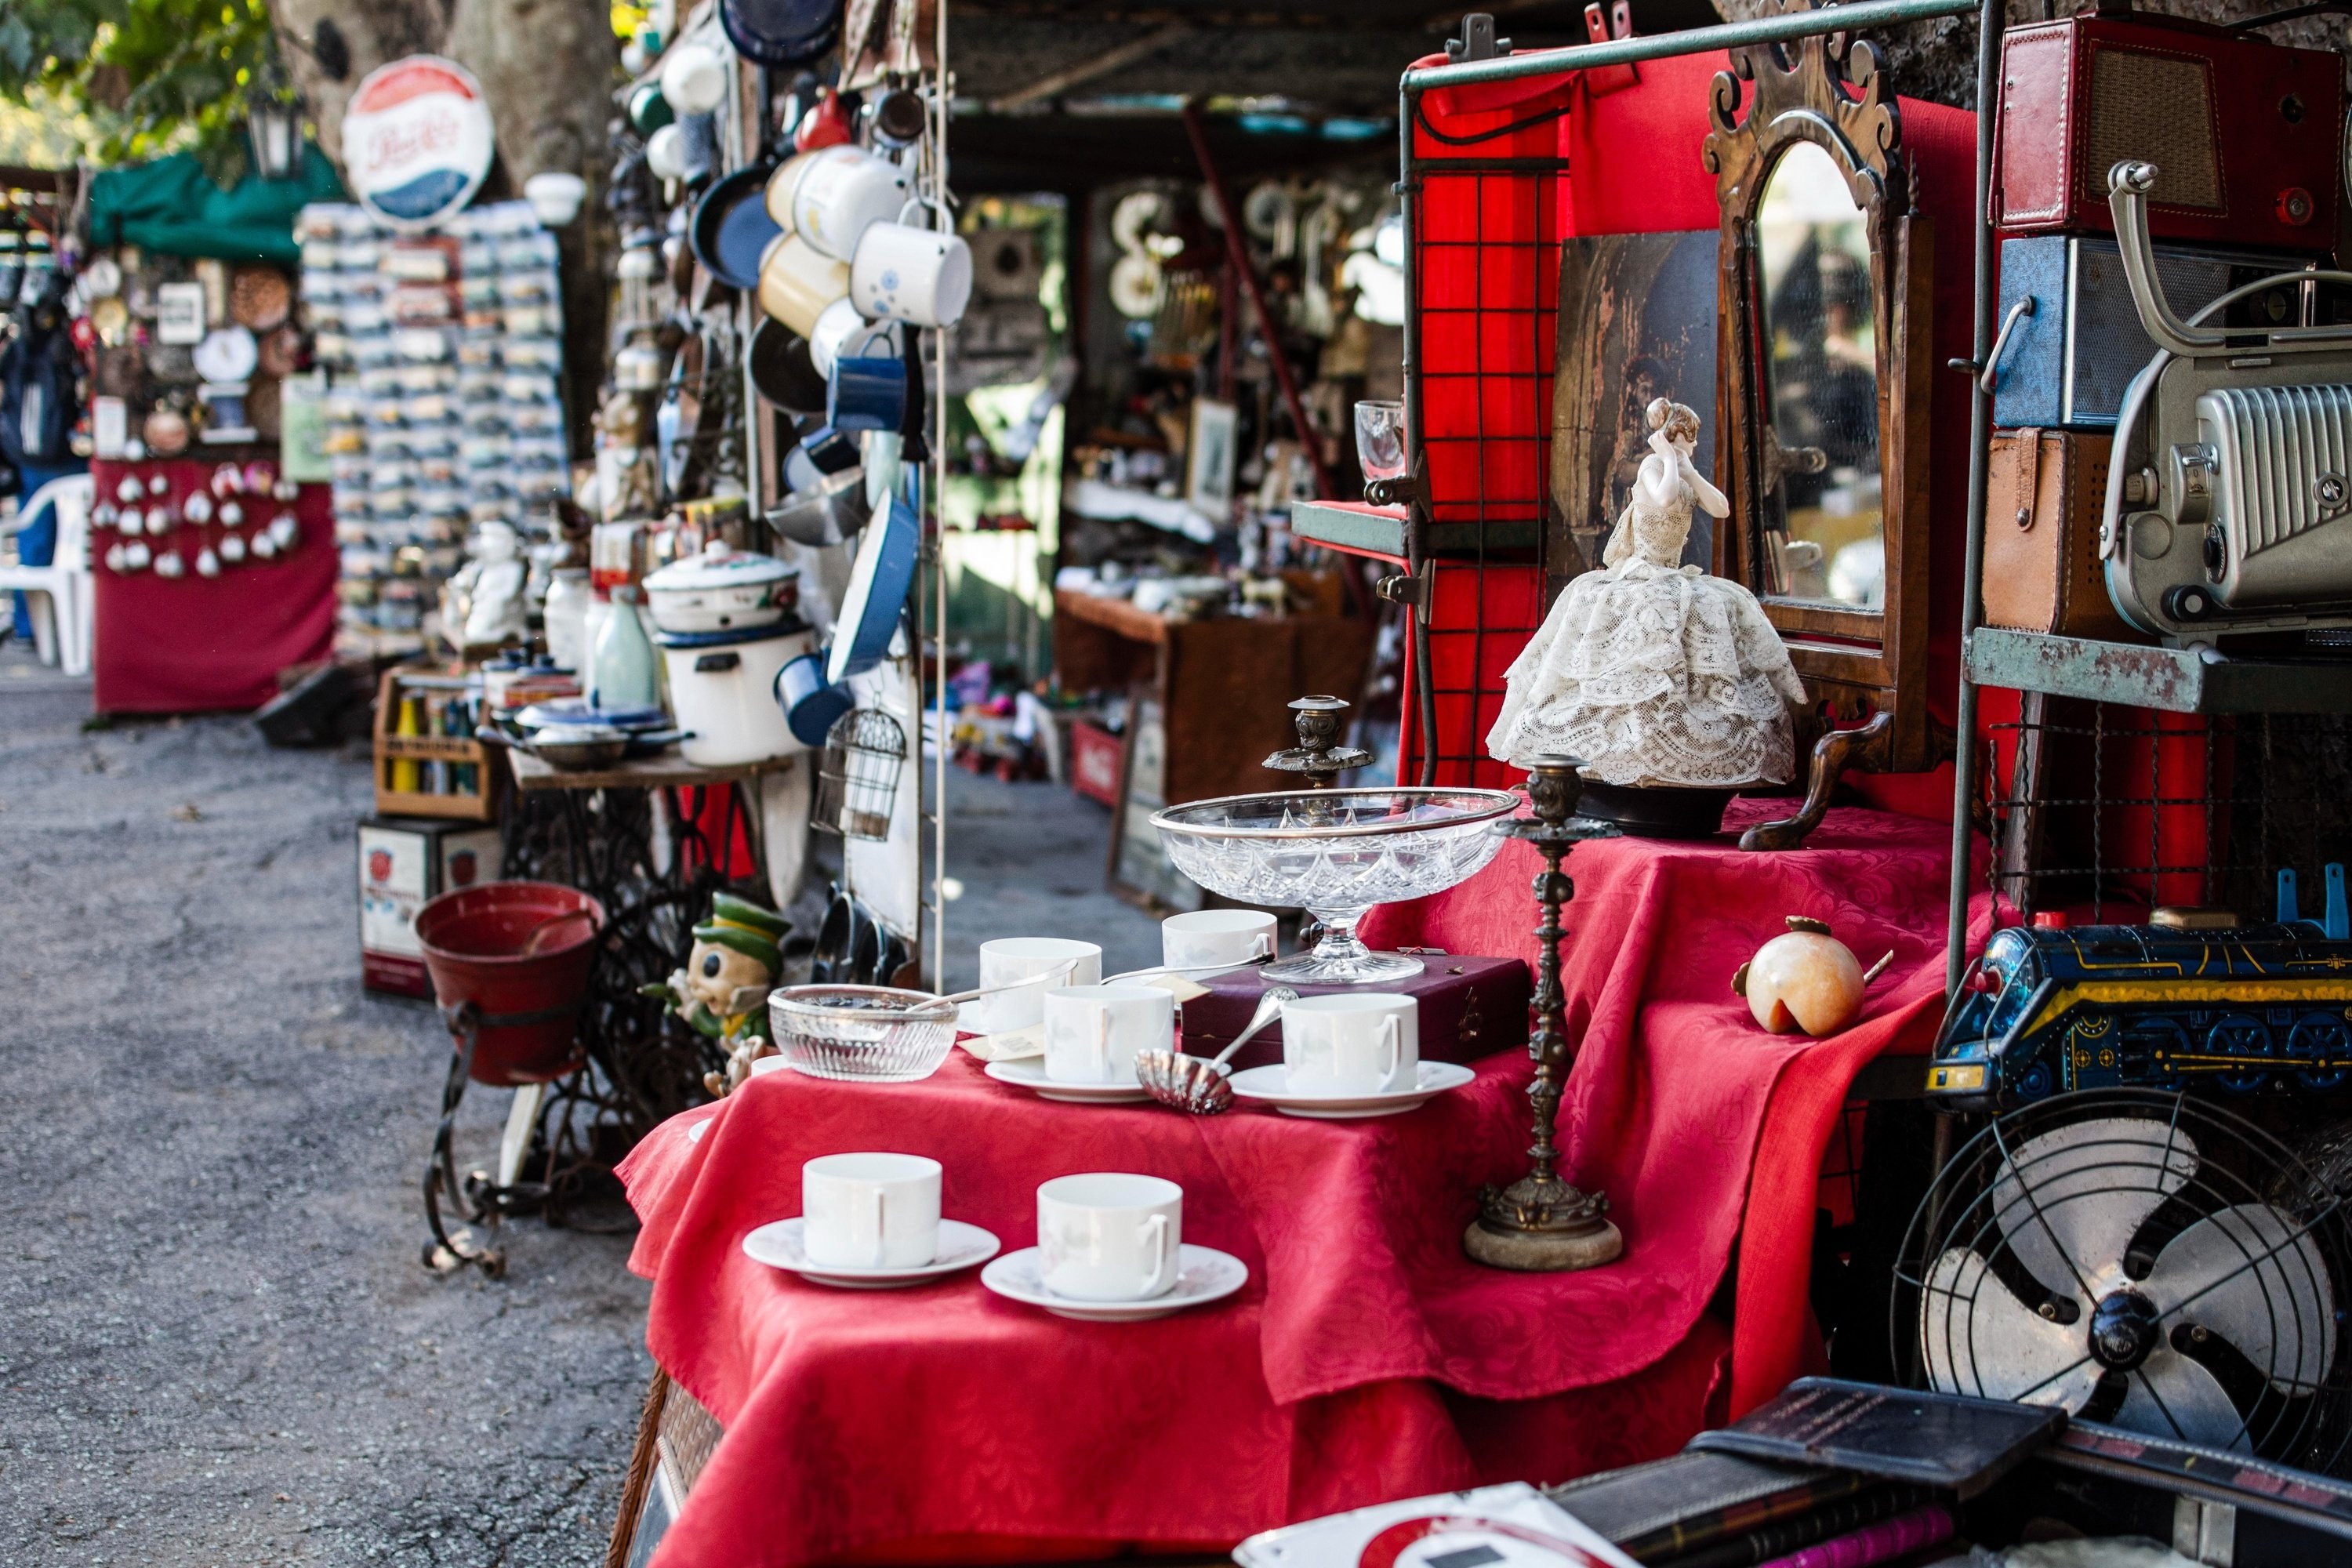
xmin=721 ymin=0 xmax=840 ymax=67
xmin=744 ymin=316 xmax=829 ymax=414
xmin=689 ymin=162 xmax=783 ymax=292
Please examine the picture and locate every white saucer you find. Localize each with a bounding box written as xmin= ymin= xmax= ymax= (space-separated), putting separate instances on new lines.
xmin=1227 ymin=1060 xmax=1475 ymax=1119
xmin=982 ymin=1057 xmax=1152 ymax=1104
xmin=979 ymin=1244 xmax=1247 ymax=1321
xmin=741 ymin=1217 xmax=1002 ymax=1289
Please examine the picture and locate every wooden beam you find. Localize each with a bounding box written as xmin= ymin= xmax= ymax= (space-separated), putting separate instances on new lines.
xmin=985 ymin=22 xmax=1196 ymax=111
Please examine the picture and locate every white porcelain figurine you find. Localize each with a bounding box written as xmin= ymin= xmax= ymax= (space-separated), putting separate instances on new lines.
xmin=1486 ymin=397 xmax=1806 ymax=788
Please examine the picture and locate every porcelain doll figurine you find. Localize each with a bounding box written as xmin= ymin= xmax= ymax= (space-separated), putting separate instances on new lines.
xmin=1486 ymin=397 xmax=1806 ymax=788
xmin=640 ymin=892 xmax=789 ymax=1096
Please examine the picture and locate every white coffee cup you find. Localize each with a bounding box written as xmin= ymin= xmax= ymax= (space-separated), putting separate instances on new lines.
xmin=973 ymin=937 xmax=1102 ymax=1033
xmin=1042 ymin=984 xmax=1173 ymax=1085
xmin=1161 ymin=909 xmax=1277 ymax=973
xmin=809 ymin=296 xmax=904 ymax=379
xmin=851 ymin=220 xmax=973 ymax=329
xmin=792 ymin=145 xmax=912 ymax=263
xmin=1283 ymin=993 xmax=1419 ymax=1094
xmin=1037 ymin=1172 xmax=1181 ymax=1301
xmin=802 ymin=1152 xmax=941 ymax=1269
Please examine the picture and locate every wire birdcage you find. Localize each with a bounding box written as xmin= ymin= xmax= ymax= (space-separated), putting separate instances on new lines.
xmin=814 ymin=709 xmax=907 ymax=842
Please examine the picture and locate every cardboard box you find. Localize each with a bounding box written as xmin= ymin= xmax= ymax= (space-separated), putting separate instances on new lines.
xmin=359 ymin=815 xmax=503 ymax=997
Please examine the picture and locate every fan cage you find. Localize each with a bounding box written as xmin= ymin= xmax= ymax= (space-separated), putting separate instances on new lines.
xmin=813 ymin=709 xmax=906 ymax=843
xmin=1892 ymin=1091 xmax=2352 ymax=1475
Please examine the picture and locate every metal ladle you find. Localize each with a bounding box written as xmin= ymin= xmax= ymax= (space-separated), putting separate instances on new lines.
xmin=1136 ymin=987 xmax=1296 ymax=1115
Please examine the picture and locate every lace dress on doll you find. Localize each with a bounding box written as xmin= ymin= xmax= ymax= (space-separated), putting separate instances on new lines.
xmin=1486 ymin=448 xmax=1806 ymax=787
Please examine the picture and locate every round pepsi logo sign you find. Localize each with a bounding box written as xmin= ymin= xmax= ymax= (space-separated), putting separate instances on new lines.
xmin=342 ymin=56 xmax=495 ymax=231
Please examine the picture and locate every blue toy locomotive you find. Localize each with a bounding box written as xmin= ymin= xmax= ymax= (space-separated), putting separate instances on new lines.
xmin=1930 ymin=869 xmax=2352 ymax=1111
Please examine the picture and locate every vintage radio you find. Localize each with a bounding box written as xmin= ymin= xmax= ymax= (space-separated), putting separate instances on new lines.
xmin=1980 ymin=427 xmax=2144 ymax=641
xmin=2100 ymin=162 xmax=2352 ymax=644
xmin=1993 ymin=7 xmax=2342 ymax=253
xmin=1989 ymin=235 xmax=2325 ymax=429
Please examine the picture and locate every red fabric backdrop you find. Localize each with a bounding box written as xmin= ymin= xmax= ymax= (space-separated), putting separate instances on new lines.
xmin=89 ymin=459 xmax=336 ymax=714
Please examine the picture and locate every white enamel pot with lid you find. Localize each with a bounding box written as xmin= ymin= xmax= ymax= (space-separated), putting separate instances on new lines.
xmin=658 ymin=622 xmax=818 ymax=767
xmin=641 ymin=539 xmax=800 ymax=633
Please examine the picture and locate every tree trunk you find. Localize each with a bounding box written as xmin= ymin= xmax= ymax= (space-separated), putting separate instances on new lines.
xmin=267 ymin=0 xmax=619 ymax=454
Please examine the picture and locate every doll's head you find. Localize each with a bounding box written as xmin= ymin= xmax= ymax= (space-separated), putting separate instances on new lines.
xmin=1646 ymin=397 xmax=1701 ymax=448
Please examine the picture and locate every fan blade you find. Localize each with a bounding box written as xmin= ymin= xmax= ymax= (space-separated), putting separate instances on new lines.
xmin=2116 ymin=1346 xmax=2251 ymax=1451
xmin=2145 ymin=1203 xmax=2337 ymax=1396
xmin=1991 ymin=1117 xmax=2199 ymax=1299
xmin=1921 ymin=1248 xmax=2100 ymax=1410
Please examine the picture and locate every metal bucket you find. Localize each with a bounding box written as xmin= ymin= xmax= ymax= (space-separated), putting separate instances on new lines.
xmin=415 ymin=881 xmax=604 ymax=1086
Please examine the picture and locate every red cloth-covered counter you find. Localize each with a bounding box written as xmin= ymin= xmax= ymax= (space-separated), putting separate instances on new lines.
xmin=89 ymin=457 xmax=335 ymax=714
xmin=617 ymin=799 xmax=1987 ymax=1566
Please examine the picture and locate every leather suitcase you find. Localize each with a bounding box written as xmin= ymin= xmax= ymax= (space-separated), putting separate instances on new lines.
xmin=1178 ymin=953 xmax=1530 ymax=1071
xmin=1992 ymin=12 xmax=2340 ymax=254
xmin=1980 ymin=428 xmax=2140 ymax=643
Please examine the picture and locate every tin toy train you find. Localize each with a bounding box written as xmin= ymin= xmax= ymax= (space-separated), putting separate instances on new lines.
xmin=1929 ymin=869 xmax=2352 ymax=1110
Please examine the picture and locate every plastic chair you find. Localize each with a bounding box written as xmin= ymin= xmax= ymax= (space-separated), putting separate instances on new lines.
xmin=0 ymin=474 xmax=94 ymax=677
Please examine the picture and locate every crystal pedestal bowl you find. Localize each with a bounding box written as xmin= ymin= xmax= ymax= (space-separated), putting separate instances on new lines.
xmin=1150 ymin=788 xmax=1520 ymax=985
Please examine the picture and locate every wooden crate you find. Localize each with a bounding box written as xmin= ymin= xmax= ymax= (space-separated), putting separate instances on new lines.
xmin=373 ymin=669 xmax=501 ymax=822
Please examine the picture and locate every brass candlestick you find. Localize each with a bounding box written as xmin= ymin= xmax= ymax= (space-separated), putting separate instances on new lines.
xmin=1465 ymin=755 xmax=1624 ymax=1272
xmin=1262 ymin=695 xmax=1373 ymax=790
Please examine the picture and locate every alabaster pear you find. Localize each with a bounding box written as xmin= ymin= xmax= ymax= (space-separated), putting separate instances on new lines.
xmin=1733 ymin=916 xmax=1893 ymax=1036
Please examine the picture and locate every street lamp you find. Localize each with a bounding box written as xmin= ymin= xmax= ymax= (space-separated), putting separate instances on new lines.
xmin=249 ymin=98 xmax=302 ymax=182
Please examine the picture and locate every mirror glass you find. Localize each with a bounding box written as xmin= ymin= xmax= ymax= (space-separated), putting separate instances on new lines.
xmin=1755 ymin=140 xmax=1882 ymax=611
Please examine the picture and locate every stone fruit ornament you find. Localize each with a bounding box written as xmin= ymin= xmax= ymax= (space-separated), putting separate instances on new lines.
xmin=1732 ymin=916 xmax=1895 ymax=1036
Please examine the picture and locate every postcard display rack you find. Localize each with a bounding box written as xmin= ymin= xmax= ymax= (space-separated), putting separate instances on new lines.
xmin=296 ymin=201 xmax=572 ymax=659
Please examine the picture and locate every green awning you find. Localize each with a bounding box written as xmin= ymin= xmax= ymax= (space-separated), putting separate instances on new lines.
xmin=88 ymin=143 xmax=346 ymax=267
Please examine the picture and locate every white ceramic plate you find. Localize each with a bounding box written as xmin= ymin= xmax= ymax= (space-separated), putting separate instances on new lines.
xmin=979 ymin=1244 xmax=1247 ymax=1321
xmin=742 ymin=1217 xmax=1001 ymax=1289
xmin=1227 ymin=1060 xmax=1475 ymax=1119
xmin=982 ymin=1057 xmax=1152 ymax=1104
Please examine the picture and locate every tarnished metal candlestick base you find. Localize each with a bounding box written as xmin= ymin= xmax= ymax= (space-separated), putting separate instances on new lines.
xmin=1465 ymin=754 xmax=1625 ymax=1272
xmin=1262 ymin=695 xmax=1374 ymax=790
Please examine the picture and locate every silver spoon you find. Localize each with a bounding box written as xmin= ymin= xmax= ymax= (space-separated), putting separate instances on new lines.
xmin=1136 ymin=987 xmax=1296 ymax=1115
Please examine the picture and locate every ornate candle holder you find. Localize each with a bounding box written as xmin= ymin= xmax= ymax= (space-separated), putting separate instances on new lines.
xmin=1261 ymin=695 xmax=1372 ymax=791
xmin=1465 ymin=755 xmax=1625 ymax=1272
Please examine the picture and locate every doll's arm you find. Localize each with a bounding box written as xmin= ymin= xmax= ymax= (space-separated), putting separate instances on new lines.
xmin=1680 ymin=451 xmax=1730 ymax=518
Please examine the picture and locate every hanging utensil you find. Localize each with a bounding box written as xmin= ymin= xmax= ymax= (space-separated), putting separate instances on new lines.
xmin=1137 ymin=988 xmax=1298 ymax=1115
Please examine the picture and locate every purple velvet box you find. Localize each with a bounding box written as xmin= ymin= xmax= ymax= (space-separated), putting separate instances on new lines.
xmin=1176 ymin=954 xmax=1532 ymax=1071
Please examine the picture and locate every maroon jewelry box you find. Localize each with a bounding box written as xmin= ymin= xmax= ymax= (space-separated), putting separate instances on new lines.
xmin=1177 ymin=954 xmax=1531 ymax=1071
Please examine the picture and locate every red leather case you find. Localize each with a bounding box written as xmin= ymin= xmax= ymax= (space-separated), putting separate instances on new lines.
xmin=1177 ymin=954 xmax=1531 ymax=1071
xmin=1993 ymin=12 xmax=2341 ymax=253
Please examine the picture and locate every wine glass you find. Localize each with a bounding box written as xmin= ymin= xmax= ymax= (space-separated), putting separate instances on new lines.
xmin=1354 ymin=400 xmax=1407 ymax=487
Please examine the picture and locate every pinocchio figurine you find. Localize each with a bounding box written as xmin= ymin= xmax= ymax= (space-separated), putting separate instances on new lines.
xmin=644 ymin=892 xmax=789 ymax=1096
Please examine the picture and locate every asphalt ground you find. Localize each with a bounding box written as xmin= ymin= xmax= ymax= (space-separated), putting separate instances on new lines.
xmin=0 ymin=652 xmax=1155 ymax=1565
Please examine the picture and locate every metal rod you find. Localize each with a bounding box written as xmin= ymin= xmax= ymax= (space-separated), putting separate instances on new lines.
xmin=1179 ymin=97 xmax=1338 ymax=503
xmin=1404 ymin=0 xmax=1980 ymax=89
xmin=1944 ymin=0 xmax=2002 ymax=992
xmin=1396 ymin=85 xmax=1438 ymax=785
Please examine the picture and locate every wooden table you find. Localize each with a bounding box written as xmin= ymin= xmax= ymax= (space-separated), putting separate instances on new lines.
xmin=504 ymin=749 xmax=791 ymax=794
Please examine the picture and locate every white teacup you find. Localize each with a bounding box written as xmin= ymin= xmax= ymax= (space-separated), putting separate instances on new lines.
xmin=1042 ymin=984 xmax=1173 ymax=1085
xmin=1037 ymin=1172 xmax=1181 ymax=1301
xmin=1283 ymin=993 xmax=1420 ymax=1095
xmin=973 ymin=937 xmax=1102 ymax=1033
xmin=802 ymin=1152 xmax=941 ymax=1269
xmin=851 ymin=220 xmax=973 ymax=329
xmin=1162 ymin=909 xmax=1277 ymax=973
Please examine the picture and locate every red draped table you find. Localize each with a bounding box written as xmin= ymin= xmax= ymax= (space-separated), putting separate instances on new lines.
xmin=619 ymin=800 xmax=1988 ymax=1566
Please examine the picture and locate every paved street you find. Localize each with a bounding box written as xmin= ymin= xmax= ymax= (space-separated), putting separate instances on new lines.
xmin=0 ymin=652 xmax=1153 ymax=1564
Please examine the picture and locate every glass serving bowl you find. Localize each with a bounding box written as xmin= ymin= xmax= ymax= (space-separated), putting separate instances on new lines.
xmin=768 ymin=985 xmax=960 ymax=1082
xmin=1150 ymin=787 xmax=1520 ymax=985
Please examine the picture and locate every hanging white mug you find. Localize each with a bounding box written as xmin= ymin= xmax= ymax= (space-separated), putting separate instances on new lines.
xmin=850 ymin=215 xmax=972 ymax=329
xmin=757 ymin=232 xmax=851 ymax=338
xmin=791 ymin=145 xmax=912 ymax=263
xmin=762 ymin=150 xmax=822 ymax=230
xmin=809 ymin=296 xmax=902 ymax=380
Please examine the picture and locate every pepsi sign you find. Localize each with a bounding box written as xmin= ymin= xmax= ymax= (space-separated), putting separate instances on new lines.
xmin=342 ymin=56 xmax=495 ymax=230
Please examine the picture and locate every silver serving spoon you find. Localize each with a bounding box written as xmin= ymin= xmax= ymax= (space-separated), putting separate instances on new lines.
xmin=1136 ymin=986 xmax=1296 ymax=1115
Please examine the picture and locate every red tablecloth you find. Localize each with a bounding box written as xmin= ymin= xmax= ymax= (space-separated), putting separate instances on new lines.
xmin=1362 ymin=797 xmax=1991 ymax=1414
xmin=619 ymin=800 xmax=1987 ymax=1565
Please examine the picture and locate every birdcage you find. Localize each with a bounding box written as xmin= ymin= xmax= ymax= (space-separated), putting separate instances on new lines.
xmin=813 ymin=709 xmax=907 ymax=842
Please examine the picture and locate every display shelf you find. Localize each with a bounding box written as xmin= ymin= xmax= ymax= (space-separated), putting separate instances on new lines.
xmin=1287 ymin=499 xmax=1540 ymax=561
xmin=1965 ymin=627 xmax=2352 ymax=715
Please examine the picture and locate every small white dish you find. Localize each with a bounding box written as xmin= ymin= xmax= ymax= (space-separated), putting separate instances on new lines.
xmin=982 ymin=1057 xmax=1152 ymax=1104
xmin=979 ymin=1243 xmax=1246 ymax=1321
xmin=742 ymin=1217 xmax=1001 ymax=1289
xmin=1227 ymin=1060 xmax=1475 ymax=1119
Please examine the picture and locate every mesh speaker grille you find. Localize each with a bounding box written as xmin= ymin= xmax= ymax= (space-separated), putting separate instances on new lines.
xmin=2082 ymin=46 xmax=2221 ymax=211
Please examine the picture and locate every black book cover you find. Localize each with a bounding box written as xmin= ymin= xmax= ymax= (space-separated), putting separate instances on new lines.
xmin=1546 ymin=1451 xmax=1870 ymax=1563
xmin=1687 ymin=1377 xmax=2063 ymax=1497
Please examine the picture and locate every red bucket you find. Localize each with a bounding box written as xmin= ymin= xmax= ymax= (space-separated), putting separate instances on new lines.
xmin=414 ymin=881 xmax=604 ymax=1086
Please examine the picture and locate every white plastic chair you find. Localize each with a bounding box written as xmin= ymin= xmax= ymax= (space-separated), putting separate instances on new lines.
xmin=0 ymin=473 xmax=95 ymax=677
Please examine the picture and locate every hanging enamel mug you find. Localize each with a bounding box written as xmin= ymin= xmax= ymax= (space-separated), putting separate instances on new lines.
xmin=789 ymin=145 xmax=911 ymax=263
xmin=850 ymin=200 xmax=972 ymax=329
xmin=756 ymin=231 xmax=851 ymax=338
xmin=760 ymin=150 xmax=821 ymax=230
xmin=827 ymin=355 xmax=907 ymax=434
xmin=808 ymin=296 xmax=902 ymax=380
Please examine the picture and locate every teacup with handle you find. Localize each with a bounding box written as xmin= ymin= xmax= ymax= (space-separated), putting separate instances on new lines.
xmin=1036 ymin=1173 xmax=1181 ymax=1301
xmin=802 ymin=1152 xmax=942 ymax=1269
xmin=1281 ymin=993 xmax=1419 ymax=1094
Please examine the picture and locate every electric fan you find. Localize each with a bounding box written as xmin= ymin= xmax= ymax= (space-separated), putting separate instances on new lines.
xmin=1893 ymin=1090 xmax=2352 ymax=1472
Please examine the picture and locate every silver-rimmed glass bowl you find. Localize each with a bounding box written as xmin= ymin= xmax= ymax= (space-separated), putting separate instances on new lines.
xmin=1150 ymin=788 xmax=1520 ymax=985
xmin=768 ymin=985 xmax=960 ymax=1082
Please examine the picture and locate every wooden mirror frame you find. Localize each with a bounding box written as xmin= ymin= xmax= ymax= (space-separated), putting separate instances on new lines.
xmin=1702 ymin=7 xmax=1935 ymax=789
